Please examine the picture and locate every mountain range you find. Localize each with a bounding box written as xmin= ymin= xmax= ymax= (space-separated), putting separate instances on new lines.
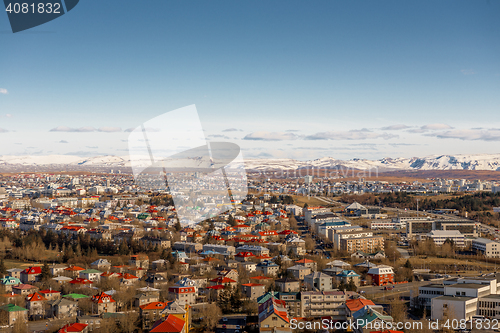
xmin=1 ymin=153 xmax=500 ymax=172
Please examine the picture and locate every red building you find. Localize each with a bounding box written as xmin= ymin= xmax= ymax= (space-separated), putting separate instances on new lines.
xmin=367 ymin=265 xmax=394 ymax=286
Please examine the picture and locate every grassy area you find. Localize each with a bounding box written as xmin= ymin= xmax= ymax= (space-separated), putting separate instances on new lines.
xmin=3 ymin=259 xmax=44 ymax=269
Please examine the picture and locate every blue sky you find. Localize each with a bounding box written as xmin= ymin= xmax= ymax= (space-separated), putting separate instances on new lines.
xmin=1 ymin=0 xmax=500 ymax=160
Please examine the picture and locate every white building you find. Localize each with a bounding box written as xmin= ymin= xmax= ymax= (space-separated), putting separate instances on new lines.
xmin=472 ymin=238 xmax=500 ymax=258
xmin=427 ymin=230 xmax=465 ymax=247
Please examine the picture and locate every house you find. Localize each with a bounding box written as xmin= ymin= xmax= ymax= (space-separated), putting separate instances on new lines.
xmin=48 ymin=298 xmax=78 ymax=319
xmin=57 ymin=323 xmax=89 ymax=333
xmin=345 ymin=298 xmax=376 ymax=317
xmin=287 ymin=265 xmax=311 ymax=280
xmin=295 ymin=259 xmax=317 ymax=271
xmin=6 ymin=268 xmax=23 ymax=280
xmin=0 ymin=304 xmax=28 ymax=326
xmin=235 ymin=251 xmax=256 ymax=262
xmin=79 ymin=269 xmax=102 ymax=283
xmin=239 ymin=262 xmax=257 ymax=273
xmin=135 ymin=289 xmax=160 ymax=308
xmin=258 ymin=294 xmax=291 ymax=330
xmin=20 ymin=266 xmax=41 ymax=284
xmin=12 ymin=284 xmax=38 ymax=296
xmin=304 ymin=272 xmax=333 ymax=291
xmin=256 ymin=261 xmax=279 ymax=277
xmin=91 ymin=292 xmax=116 ymax=315
xmin=65 ymin=266 xmax=85 ymax=277
xmin=25 ymin=292 xmax=47 ymax=318
xmin=150 ymin=314 xmax=186 ymax=333
xmin=140 ymin=302 xmax=168 ymax=330
xmin=140 ymin=236 xmax=171 ymax=249
xmin=49 ymin=264 xmax=68 ymax=277
xmin=145 ymin=273 xmax=168 ymax=288
xmin=129 ymin=254 xmax=149 ymax=269
xmin=275 ymin=278 xmax=300 ymax=292
xmin=168 ymin=285 xmax=196 ymax=305
xmin=242 ymin=283 xmax=266 ymax=300
xmin=90 ymin=259 xmax=112 ymax=271
xmin=40 ymin=289 xmax=62 ymax=301
xmin=0 ymin=276 xmax=21 ymax=292
xmin=209 ymin=276 xmax=237 ymax=288
xmin=335 ymin=270 xmax=361 ymax=286
xmin=367 ymin=265 xmax=394 ymax=286
xmin=120 ymin=273 xmax=139 ymax=286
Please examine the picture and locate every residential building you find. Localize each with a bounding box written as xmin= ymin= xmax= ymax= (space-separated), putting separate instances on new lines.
xmin=367 ymin=265 xmax=394 ymax=286
xmin=304 ymin=272 xmax=333 ymax=291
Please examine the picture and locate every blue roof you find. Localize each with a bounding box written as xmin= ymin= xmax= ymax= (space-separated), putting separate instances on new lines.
xmin=337 ymin=270 xmax=360 ymax=277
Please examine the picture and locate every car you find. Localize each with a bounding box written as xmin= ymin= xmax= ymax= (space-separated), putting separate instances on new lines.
xmin=384 ymin=286 xmax=394 ymax=290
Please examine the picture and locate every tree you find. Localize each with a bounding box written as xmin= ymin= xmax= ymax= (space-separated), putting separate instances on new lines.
xmin=0 ymin=259 xmax=6 ymax=277
xmin=40 ymin=262 xmax=52 ymax=281
xmin=403 ymin=259 xmax=413 ymax=269
xmin=347 ymin=277 xmax=357 ymax=292
xmin=196 ymin=303 xmax=221 ymax=331
xmin=118 ymin=311 xmax=139 ymax=333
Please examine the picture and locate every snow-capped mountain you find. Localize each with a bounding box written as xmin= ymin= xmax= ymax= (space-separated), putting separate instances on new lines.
xmin=1 ymin=153 xmax=500 ymax=171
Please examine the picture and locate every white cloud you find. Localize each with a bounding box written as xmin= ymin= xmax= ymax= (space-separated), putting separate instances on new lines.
xmin=421 ymin=123 xmax=453 ymax=130
xmin=428 ymin=128 xmax=500 ymax=141
xmin=222 ymin=128 xmax=243 ymax=132
xmin=380 ymin=124 xmax=410 ymax=130
xmin=244 ymin=131 xmax=299 ymax=141
xmin=305 ymin=130 xmax=398 ymax=140
xmin=407 ymin=123 xmax=453 ymax=133
xmin=461 ymin=69 xmax=476 ymax=75
xmin=0 ymin=88 xmax=7 ymax=94
xmin=50 ymin=126 xmax=122 ymax=132
xmin=0 ymin=128 xmax=8 ymax=133
xmin=98 ymin=127 xmax=122 ymax=133
xmin=5 ymin=114 xmax=12 ymax=118
xmin=50 ymin=126 xmax=96 ymax=132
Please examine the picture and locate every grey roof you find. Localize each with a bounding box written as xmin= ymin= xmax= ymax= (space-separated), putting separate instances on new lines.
xmin=434 ymin=296 xmax=475 ymax=301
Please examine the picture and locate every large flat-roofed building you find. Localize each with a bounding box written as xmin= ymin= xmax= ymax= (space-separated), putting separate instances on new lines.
xmin=332 ymin=229 xmax=373 ymax=250
xmin=299 ymin=291 xmax=346 ymax=319
xmin=339 ymin=235 xmax=384 ymax=254
xmin=407 ymin=219 xmax=478 ymax=238
xmin=431 ymin=296 xmax=477 ymax=321
xmin=427 ymin=230 xmax=465 ymax=247
xmin=472 ymin=238 xmax=500 ymax=258
xmin=327 ymin=226 xmax=363 ymax=247
xmin=418 ymin=284 xmax=445 ymax=309
xmin=477 ymin=294 xmax=500 ymax=319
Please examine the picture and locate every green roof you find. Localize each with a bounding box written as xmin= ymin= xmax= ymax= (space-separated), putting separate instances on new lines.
xmin=0 ymin=304 xmax=27 ymax=312
xmin=63 ymin=293 xmax=90 ymax=299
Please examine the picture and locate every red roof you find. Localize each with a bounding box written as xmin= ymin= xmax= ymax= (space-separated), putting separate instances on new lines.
xmin=250 ymin=276 xmax=273 ymax=280
xmin=235 ymin=252 xmax=255 ymax=258
xmin=26 ymin=292 xmax=47 ymax=302
xmin=23 ymin=266 xmax=42 ymax=275
xmin=58 ymin=323 xmax=88 ymax=333
xmin=69 ymin=278 xmax=93 ymax=285
xmin=295 ymin=258 xmax=315 ymax=264
xmin=346 ymin=298 xmax=375 ymax=312
xmin=206 ymin=284 xmax=225 ymax=290
xmin=210 ymin=277 xmax=236 ymax=284
xmin=40 ymin=289 xmax=61 ymax=294
xmin=91 ymin=292 xmax=115 ymax=304
xmin=150 ymin=314 xmax=185 ymax=333
xmin=140 ymin=301 xmax=168 ymax=310
xmin=65 ymin=266 xmax=85 ymax=271
xmin=242 ymin=283 xmax=264 ymax=287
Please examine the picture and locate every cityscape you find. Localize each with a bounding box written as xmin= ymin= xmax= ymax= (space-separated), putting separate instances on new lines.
xmin=2 ymin=1 xmax=500 ymax=333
